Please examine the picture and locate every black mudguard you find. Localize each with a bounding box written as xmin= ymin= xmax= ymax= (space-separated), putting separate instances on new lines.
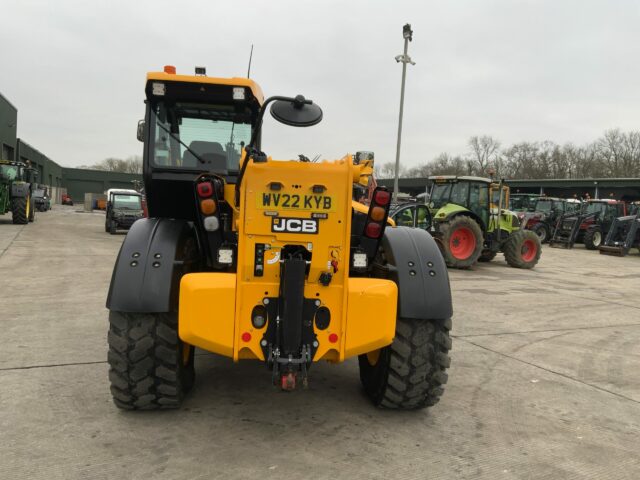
xmin=11 ymin=183 xmax=29 ymax=198
xmin=106 ymin=218 xmax=199 ymax=313
xmin=381 ymin=227 xmax=453 ymax=321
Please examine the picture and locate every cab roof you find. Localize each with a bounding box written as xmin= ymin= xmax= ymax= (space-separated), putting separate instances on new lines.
xmin=146 ymin=70 xmax=264 ymax=105
xmin=107 ymin=189 xmax=141 ymax=196
xmin=586 ymin=198 xmax=621 ymax=204
xmin=428 ymin=175 xmax=492 ymax=184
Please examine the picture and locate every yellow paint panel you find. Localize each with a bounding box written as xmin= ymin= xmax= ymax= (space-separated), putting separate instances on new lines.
xmin=344 ymin=278 xmax=398 ymax=359
xmin=179 ymin=273 xmax=236 ymax=357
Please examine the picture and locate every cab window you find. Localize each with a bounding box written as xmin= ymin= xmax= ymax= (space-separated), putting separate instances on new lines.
xmin=416 ymin=205 xmax=431 ymax=230
xmin=450 ymin=182 xmax=469 ymax=208
xmin=395 ymin=206 xmax=415 ymax=227
xmin=469 ymin=182 xmax=489 ymax=226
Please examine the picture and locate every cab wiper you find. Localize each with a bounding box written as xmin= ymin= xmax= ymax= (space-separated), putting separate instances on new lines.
xmin=156 ymin=123 xmax=206 ymax=164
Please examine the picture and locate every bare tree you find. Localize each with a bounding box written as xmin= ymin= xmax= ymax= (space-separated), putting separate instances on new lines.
xmin=430 ymin=153 xmax=468 ymax=176
xmin=82 ymin=156 xmax=142 ymax=174
xmin=377 ymin=161 xmax=405 ymax=179
xmin=422 ymin=129 xmax=639 ymax=181
xmin=468 ymin=135 xmax=501 ymax=175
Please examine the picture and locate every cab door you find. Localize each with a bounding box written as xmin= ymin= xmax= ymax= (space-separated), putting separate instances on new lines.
xmin=392 ymin=205 xmax=417 ymax=227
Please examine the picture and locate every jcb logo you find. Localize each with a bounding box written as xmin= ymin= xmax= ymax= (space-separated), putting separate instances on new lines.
xmin=271 ymin=217 xmax=318 ymax=234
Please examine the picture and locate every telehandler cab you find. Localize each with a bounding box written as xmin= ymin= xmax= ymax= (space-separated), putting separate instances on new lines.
xmin=106 ymin=66 xmax=452 ymax=410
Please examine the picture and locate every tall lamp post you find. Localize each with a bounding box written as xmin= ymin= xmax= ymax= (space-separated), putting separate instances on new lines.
xmin=392 ymin=23 xmax=416 ymax=203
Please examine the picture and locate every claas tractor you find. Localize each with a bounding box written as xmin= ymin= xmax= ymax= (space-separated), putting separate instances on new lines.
xmin=106 ymin=66 xmax=452 ymax=410
xmin=418 ymin=176 xmax=541 ymax=269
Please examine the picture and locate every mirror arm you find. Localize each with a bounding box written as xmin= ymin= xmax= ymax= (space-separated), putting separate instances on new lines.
xmin=235 ymin=95 xmax=309 ymax=207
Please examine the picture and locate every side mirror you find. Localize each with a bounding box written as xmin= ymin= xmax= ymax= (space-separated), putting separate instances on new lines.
xmin=270 ymin=95 xmax=323 ymax=127
xmin=137 ymin=120 xmax=145 ymax=142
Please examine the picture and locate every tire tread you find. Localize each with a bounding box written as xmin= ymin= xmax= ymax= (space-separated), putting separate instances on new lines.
xmin=107 ymin=312 xmax=193 ymax=410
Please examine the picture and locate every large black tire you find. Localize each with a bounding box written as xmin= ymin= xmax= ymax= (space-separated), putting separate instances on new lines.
xmin=11 ymin=196 xmax=29 ymax=225
xmin=583 ymin=227 xmax=602 ymax=250
xmin=478 ymin=249 xmax=497 ymax=262
xmin=439 ymin=216 xmax=484 ymax=269
xmin=359 ymin=317 xmax=452 ymax=410
xmin=107 ymin=312 xmax=195 ymax=410
xmin=109 ymin=220 xmax=117 ymax=235
xmin=504 ymin=229 xmax=542 ymax=269
xmin=530 ymin=222 xmax=549 ymax=244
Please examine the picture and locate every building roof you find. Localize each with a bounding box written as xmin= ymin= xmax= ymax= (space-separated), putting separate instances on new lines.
xmin=0 ymin=91 xmax=18 ymax=112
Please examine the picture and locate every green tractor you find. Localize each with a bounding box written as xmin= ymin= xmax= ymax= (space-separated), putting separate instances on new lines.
xmin=0 ymin=160 xmax=36 ymax=224
xmin=422 ymin=176 xmax=540 ymax=269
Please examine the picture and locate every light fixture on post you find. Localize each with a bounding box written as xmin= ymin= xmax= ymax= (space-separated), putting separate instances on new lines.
xmin=393 ymin=23 xmax=416 ymax=204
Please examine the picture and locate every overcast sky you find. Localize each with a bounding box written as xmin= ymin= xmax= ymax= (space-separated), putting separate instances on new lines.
xmin=1 ymin=0 xmax=639 ymax=168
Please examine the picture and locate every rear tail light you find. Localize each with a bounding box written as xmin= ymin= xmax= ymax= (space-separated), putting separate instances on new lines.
xmin=363 ymin=187 xmax=391 ymax=239
xmin=370 ymin=206 xmax=386 ymax=222
xmin=197 ymin=181 xmax=214 ymax=198
xmin=200 ymin=198 xmax=216 ymax=215
xmin=365 ymin=222 xmax=382 ymax=238
xmin=373 ymin=189 xmax=391 ymax=206
xmin=203 ymin=216 xmax=219 ymax=231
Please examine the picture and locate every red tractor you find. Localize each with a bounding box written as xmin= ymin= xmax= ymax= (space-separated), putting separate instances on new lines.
xmin=550 ymin=199 xmax=627 ymax=249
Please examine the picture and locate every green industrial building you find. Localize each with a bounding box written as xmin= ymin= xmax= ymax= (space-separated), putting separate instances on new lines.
xmin=0 ymin=93 xmax=18 ymax=162
xmin=1 ymin=91 xmax=141 ymax=205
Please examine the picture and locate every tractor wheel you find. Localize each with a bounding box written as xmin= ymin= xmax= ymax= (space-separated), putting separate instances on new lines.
xmin=439 ymin=216 xmax=483 ymax=268
xmin=478 ymin=249 xmax=497 ymax=262
xmin=109 ymin=221 xmax=117 ymax=235
xmin=11 ymin=196 xmax=29 ymax=225
xmin=105 ymin=221 xmax=109 ymax=233
xmin=531 ymin=223 xmax=549 ymax=244
xmin=107 ymin=311 xmax=195 ymax=410
xmin=358 ymin=317 xmax=452 ymax=410
xmin=584 ymin=227 xmax=602 ymax=250
xmin=504 ymin=230 xmax=542 ymax=269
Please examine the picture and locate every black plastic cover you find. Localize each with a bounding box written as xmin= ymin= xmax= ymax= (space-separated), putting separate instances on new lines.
xmin=106 ymin=218 xmax=197 ymax=312
xmin=381 ymin=227 xmax=453 ymax=321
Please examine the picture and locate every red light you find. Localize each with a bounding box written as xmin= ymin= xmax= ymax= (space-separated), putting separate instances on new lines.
xmin=374 ymin=190 xmax=391 ymax=206
xmin=365 ymin=222 xmax=382 ymax=238
xmin=328 ymin=333 xmax=339 ymax=343
xmin=197 ymin=182 xmax=213 ymax=198
xmin=164 ymin=65 xmax=176 ymax=74
xmin=241 ymin=332 xmax=252 ymax=342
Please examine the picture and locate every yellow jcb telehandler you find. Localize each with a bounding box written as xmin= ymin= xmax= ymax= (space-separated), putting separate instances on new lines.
xmin=106 ymin=65 xmax=452 ymax=410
